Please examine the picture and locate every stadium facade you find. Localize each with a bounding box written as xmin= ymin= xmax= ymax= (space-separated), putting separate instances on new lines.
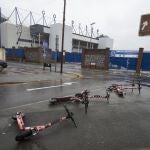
xmin=0 ymin=15 xmax=113 ymax=52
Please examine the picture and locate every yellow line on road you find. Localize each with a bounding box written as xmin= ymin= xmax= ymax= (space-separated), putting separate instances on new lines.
xmin=64 ymin=72 xmax=83 ymax=79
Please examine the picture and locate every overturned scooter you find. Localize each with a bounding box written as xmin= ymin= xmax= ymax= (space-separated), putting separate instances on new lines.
xmin=49 ymin=90 xmax=110 ymax=114
xmin=49 ymin=90 xmax=110 ymax=105
xmin=107 ymin=80 xmax=142 ymax=97
xmin=12 ymin=105 xmax=77 ymax=141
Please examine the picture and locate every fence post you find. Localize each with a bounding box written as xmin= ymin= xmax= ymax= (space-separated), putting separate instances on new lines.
xmin=136 ymin=48 xmax=144 ymax=74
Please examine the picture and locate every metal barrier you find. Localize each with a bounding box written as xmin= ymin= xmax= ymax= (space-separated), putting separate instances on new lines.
xmin=6 ymin=48 xmax=25 ymax=61
xmin=141 ymin=52 xmax=150 ymax=71
xmin=65 ymin=52 xmax=81 ymax=63
xmin=109 ymin=57 xmax=137 ymax=70
xmin=4 ymin=48 xmax=150 ymax=71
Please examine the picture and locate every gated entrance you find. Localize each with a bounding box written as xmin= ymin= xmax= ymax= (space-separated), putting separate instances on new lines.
xmin=82 ymin=48 xmax=109 ymax=70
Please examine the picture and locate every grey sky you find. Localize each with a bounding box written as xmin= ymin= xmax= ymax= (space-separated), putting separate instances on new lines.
xmin=0 ymin=0 xmax=150 ymax=50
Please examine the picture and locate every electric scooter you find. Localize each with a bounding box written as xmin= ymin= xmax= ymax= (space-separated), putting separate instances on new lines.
xmin=12 ymin=105 xmax=77 ymax=141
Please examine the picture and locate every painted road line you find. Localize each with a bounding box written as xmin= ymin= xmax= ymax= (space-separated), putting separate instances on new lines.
xmin=0 ymin=99 xmax=50 ymax=111
xmin=64 ymin=72 xmax=83 ymax=79
xmin=26 ymin=82 xmax=78 ymax=92
xmin=0 ymin=95 xmax=74 ymax=111
xmin=0 ymin=87 xmax=104 ymax=111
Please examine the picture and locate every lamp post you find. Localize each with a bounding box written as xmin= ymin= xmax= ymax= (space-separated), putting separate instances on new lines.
xmin=90 ymin=22 xmax=95 ymax=49
xmin=60 ymin=0 xmax=66 ymax=73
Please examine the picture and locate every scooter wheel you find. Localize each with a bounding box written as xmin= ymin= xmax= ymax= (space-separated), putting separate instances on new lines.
xmin=49 ymin=98 xmax=57 ymax=105
xmin=15 ymin=130 xmax=33 ymax=141
xmin=12 ymin=112 xmax=25 ymax=120
xmin=75 ymin=93 xmax=82 ymax=98
xmin=118 ymin=93 xmax=124 ymax=97
xmin=49 ymin=101 xmax=56 ymax=105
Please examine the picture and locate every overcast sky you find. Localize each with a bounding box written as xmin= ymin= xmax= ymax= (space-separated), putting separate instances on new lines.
xmin=0 ymin=0 xmax=150 ymax=50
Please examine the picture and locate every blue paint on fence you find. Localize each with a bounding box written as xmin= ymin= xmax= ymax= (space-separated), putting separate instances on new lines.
xmin=52 ymin=51 xmax=61 ymax=61
xmin=14 ymin=49 xmax=25 ymax=58
xmin=109 ymin=50 xmax=150 ymax=71
xmin=142 ymin=52 xmax=150 ymax=71
xmin=65 ymin=52 xmax=81 ymax=62
xmin=51 ymin=51 xmax=81 ymax=62
xmin=109 ymin=57 xmax=137 ymax=70
xmin=5 ymin=48 xmax=150 ymax=71
xmin=6 ymin=48 xmax=25 ymax=58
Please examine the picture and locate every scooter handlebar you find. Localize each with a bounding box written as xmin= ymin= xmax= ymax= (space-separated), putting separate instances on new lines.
xmin=63 ymin=105 xmax=77 ymax=128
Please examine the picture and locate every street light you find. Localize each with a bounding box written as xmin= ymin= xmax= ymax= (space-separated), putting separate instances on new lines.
xmin=90 ymin=22 xmax=95 ymax=49
xmin=60 ymin=0 xmax=66 ymax=73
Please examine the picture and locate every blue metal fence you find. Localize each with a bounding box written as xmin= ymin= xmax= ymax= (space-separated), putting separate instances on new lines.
xmin=5 ymin=48 xmax=150 ymax=71
xmin=109 ymin=50 xmax=150 ymax=71
xmin=65 ymin=52 xmax=81 ymax=62
xmin=6 ymin=48 xmax=25 ymax=58
xmin=51 ymin=51 xmax=81 ymax=62
xmin=109 ymin=57 xmax=137 ymax=70
xmin=141 ymin=52 xmax=150 ymax=71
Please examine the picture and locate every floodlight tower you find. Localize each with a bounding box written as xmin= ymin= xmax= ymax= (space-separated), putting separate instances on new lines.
xmin=90 ymin=22 xmax=95 ymax=49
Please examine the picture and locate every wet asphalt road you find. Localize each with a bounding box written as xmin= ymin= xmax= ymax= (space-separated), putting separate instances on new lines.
xmin=0 ymin=63 xmax=150 ymax=150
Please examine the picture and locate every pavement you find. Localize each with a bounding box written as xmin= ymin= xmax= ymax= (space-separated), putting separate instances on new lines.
xmin=0 ymin=62 xmax=83 ymax=85
xmin=0 ymin=61 xmax=150 ymax=86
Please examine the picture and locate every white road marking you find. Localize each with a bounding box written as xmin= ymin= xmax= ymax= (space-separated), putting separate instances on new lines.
xmin=2 ymin=133 xmax=6 ymax=135
xmin=0 ymin=95 xmax=73 ymax=111
xmin=1 ymin=86 xmax=104 ymax=111
xmin=1 ymin=99 xmax=50 ymax=111
xmin=26 ymin=82 xmax=77 ymax=92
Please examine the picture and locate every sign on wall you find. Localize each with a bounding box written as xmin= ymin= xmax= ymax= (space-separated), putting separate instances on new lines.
xmin=110 ymin=50 xmax=138 ymax=58
xmin=139 ymin=14 xmax=150 ymax=36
